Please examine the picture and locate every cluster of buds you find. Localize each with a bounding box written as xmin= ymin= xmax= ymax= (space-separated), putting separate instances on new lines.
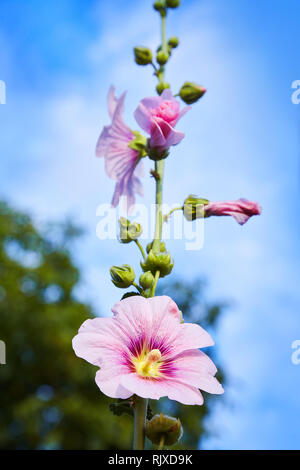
xmin=141 ymin=248 xmax=173 ymax=278
xmin=134 ymin=2 xmax=183 ymax=96
xmin=146 ymin=413 xmax=183 ymax=447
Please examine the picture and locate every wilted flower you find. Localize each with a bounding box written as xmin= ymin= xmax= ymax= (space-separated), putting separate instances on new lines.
xmin=96 ymin=86 xmax=145 ymax=211
xmin=72 ymin=295 xmax=223 ymax=405
xmin=134 ymin=89 xmax=190 ymax=155
xmin=205 ymin=198 xmax=261 ymax=225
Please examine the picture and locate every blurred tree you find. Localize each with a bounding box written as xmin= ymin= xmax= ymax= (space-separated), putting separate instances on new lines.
xmin=0 ymin=201 xmax=226 ymax=450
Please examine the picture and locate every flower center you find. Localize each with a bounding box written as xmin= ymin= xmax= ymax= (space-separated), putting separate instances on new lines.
xmin=133 ymin=349 xmax=162 ymax=378
xmin=150 ymin=100 xmax=180 ymax=123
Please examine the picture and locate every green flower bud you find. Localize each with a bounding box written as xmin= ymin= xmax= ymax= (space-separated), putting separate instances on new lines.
xmin=146 ymin=241 xmax=166 ymax=254
xmin=146 ymin=413 xmax=183 ymax=446
xmin=168 ymin=36 xmax=179 ymax=48
xmin=141 ymin=250 xmax=173 ymax=278
xmin=139 ymin=271 xmax=154 ymax=289
xmin=119 ymin=217 xmax=143 ymax=243
xmin=153 ymin=1 xmax=164 ymax=12
xmin=110 ymin=264 xmax=135 ymax=288
xmin=166 ymin=0 xmax=180 ymax=8
xmin=156 ymin=50 xmax=169 ymax=65
xmin=156 ymin=81 xmax=170 ymax=95
xmin=134 ymin=46 xmax=153 ymax=66
xmin=179 ymin=82 xmax=207 ymax=104
xmin=183 ymin=195 xmax=209 ymax=221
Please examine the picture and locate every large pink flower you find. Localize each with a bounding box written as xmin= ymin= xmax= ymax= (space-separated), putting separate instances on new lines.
xmin=205 ymin=198 xmax=261 ymax=225
xmin=134 ymin=89 xmax=190 ymax=153
xmin=96 ymin=86 xmax=143 ymax=210
xmin=72 ymin=295 xmax=223 ymax=406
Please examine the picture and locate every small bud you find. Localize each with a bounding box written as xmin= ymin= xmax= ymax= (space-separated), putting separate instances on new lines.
xmin=146 ymin=413 xmax=183 ymax=446
xmin=146 ymin=241 xmax=166 ymax=254
xmin=141 ymin=250 xmax=173 ymax=278
xmin=153 ymin=1 xmax=164 ymax=12
xmin=119 ymin=217 xmax=143 ymax=243
xmin=179 ymin=82 xmax=206 ymax=105
xmin=166 ymin=0 xmax=180 ymax=8
xmin=134 ymin=46 xmax=153 ymax=66
xmin=156 ymin=50 xmax=169 ymax=65
xmin=183 ymin=195 xmax=209 ymax=221
xmin=139 ymin=271 xmax=154 ymax=289
xmin=110 ymin=264 xmax=135 ymax=288
xmin=156 ymin=81 xmax=170 ymax=95
xmin=168 ymin=36 xmax=179 ymax=48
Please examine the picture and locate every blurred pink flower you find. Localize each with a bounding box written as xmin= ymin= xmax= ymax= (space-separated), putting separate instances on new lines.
xmin=96 ymin=86 xmax=143 ymax=210
xmin=72 ymin=295 xmax=223 ymax=405
xmin=134 ymin=89 xmax=190 ymax=152
xmin=205 ymin=198 xmax=261 ymax=225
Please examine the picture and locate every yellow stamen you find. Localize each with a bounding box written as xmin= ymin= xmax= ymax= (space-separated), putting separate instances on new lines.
xmin=133 ymin=349 xmax=162 ymax=378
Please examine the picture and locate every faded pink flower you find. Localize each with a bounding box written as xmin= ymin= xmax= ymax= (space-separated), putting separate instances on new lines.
xmin=72 ymin=295 xmax=223 ymax=405
xmin=134 ymin=89 xmax=190 ymax=153
xmin=96 ymin=86 xmax=143 ymax=210
xmin=205 ymin=198 xmax=261 ymax=225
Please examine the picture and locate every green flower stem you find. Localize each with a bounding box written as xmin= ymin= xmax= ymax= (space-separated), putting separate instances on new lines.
xmin=132 ymin=282 xmax=143 ymax=294
xmin=132 ymin=8 xmax=168 ymax=452
xmin=152 ymin=160 xmax=165 ymax=253
xmin=163 ymin=206 xmax=183 ymax=221
xmin=134 ymin=239 xmax=146 ymax=260
xmin=151 ymin=270 xmax=160 ymax=297
xmin=133 ymin=396 xmax=148 ymax=450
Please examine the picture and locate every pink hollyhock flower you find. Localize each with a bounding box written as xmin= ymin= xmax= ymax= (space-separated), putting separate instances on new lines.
xmin=72 ymin=295 xmax=223 ymax=405
xmin=96 ymin=86 xmax=143 ymax=210
xmin=134 ymin=89 xmax=190 ymax=153
xmin=205 ymin=198 xmax=261 ymax=225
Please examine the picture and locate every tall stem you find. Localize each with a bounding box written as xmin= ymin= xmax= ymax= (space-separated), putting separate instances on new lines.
xmin=133 ymin=396 xmax=148 ymax=450
xmin=153 ymin=8 xmax=167 ymax=252
xmin=132 ymin=7 xmax=168 ymax=452
xmin=152 ymin=160 xmax=165 ymax=252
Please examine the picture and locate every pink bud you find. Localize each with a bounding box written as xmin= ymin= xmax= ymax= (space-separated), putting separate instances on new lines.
xmin=205 ymin=199 xmax=261 ymax=225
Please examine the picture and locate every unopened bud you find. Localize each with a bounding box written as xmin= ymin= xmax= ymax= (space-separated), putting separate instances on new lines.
xmin=141 ymin=250 xmax=173 ymax=278
xmin=168 ymin=36 xmax=179 ymax=48
xmin=183 ymin=195 xmax=209 ymax=221
xmin=156 ymin=81 xmax=170 ymax=95
xmin=134 ymin=47 xmax=153 ymax=66
xmin=139 ymin=271 xmax=154 ymax=289
xmin=153 ymin=1 xmax=164 ymax=12
xmin=179 ymin=82 xmax=206 ymax=104
xmin=110 ymin=264 xmax=135 ymax=288
xmin=166 ymin=0 xmax=180 ymax=8
xmin=146 ymin=413 xmax=183 ymax=446
xmin=119 ymin=218 xmax=142 ymax=243
xmin=156 ymin=50 xmax=169 ymax=65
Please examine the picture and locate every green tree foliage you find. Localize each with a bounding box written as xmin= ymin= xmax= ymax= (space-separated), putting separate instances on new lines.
xmin=0 ymin=201 xmax=226 ymax=449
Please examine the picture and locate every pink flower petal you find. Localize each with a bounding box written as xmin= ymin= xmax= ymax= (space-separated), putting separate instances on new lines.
xmin=121 ymin=374 xmax=204 ymax=405
xmin=96 ymin=369 xmax=132 ymax=399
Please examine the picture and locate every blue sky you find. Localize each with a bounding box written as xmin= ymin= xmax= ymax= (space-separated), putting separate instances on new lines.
xmin=1 ymin=0 xmax=300 ymax=449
